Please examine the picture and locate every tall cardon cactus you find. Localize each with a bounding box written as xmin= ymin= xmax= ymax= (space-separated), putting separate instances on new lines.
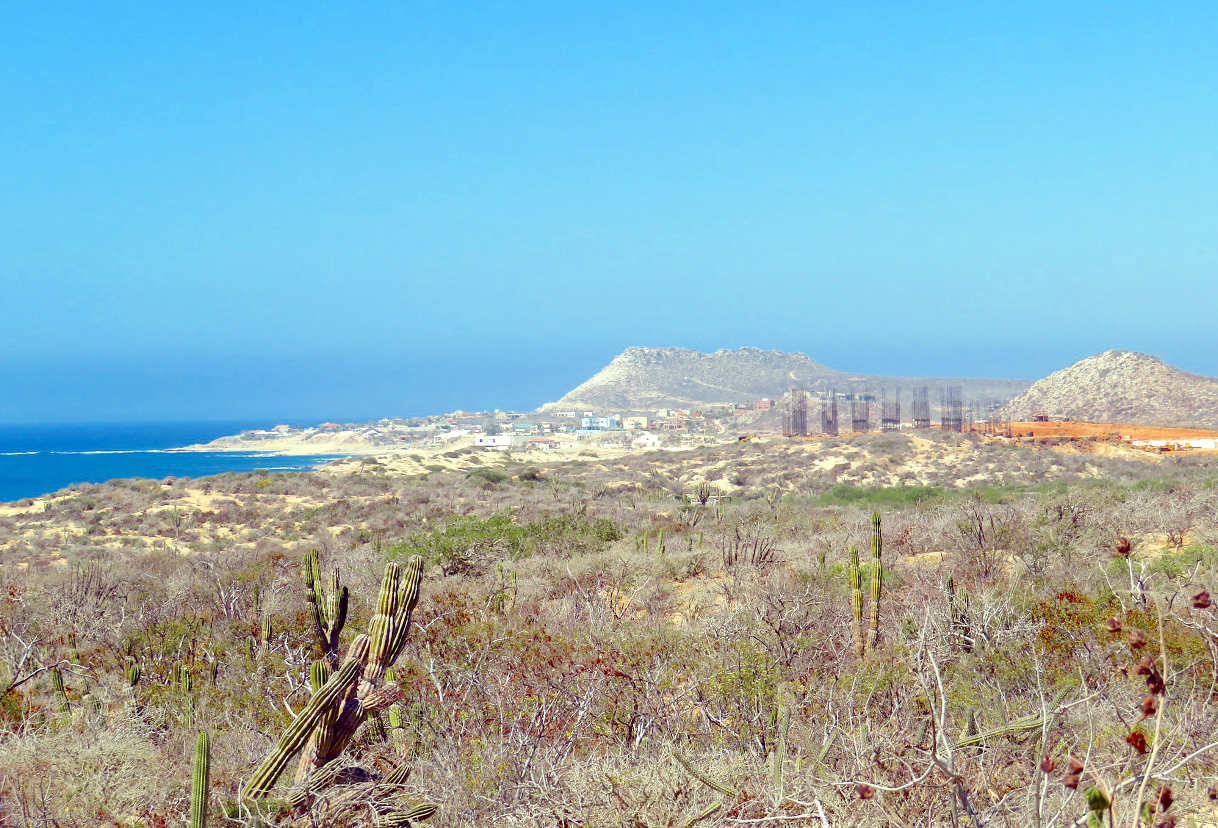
xmin=303 ymin=549 xmax=349 ymax=667
xmin=848 ymin=512 xmax=886 ymax=658
xmin=190 ymin=731 xmax=210 ymax=828
xmin=870 ymin=512 xmax=883 ymax=648
xmin=849 ymin=548 xmax=865 ymax=659
xmin=241 ymin=556 xmax=424 ymax=801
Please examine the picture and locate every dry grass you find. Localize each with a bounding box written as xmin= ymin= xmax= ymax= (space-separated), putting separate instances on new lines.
xmin=4 ymin=437 xmax=1218 ymax=825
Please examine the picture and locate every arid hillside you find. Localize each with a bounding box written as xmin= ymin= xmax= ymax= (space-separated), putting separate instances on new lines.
xmin=999 ymin=350 xmax=1218 ymax=428
xmin=543 ymin=346 xmax=1030 ymax=410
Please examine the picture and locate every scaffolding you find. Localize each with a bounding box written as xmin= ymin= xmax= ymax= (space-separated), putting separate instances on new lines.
xmin=821 ymin=390 xmax=839 ymax=437
xmin=912 ymin=387 xmax=931 ymax=429
xmin=881 ymin=389 xmax=901 ymax=432
xmin=782 ymin=390 xmax=808 ymax=438
xmin=940 ymin=386 xmax=963 ymax=432
xmin=851 ymin=396 xmax=870 ymax=433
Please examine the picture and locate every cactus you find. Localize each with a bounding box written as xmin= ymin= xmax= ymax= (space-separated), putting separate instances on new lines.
xmin=190 ymin=731 xmax=210 ymax=828
xmin=178 ymin=665 xmax=194 ymax=694
xmin=303 ymin=549 xmax=349 ymax=667
xmin=50 ymin=667 xmax=70 ymax=714
xmin=850 ymin=548 xmax=865 ymax=659
xmin=286 ymin=755 xmax=435 ymax=824
xmin=261 ymin=617 xmax=273 ymax=647
xmin=126 ymin=662 xmax=141 ymax=706
xmin=243 ymin=636 xmax=369 ymax=799
xmin=178 ymin=665 xmax=196 ymax=727
xmin=870 ymin=512 xmax=883 ymax=648
xmin=770 ymin=704 xmax=788 ymax=802
xmin=944 ymin=574 xmax=974 ymax=653
xmin=242 ymin=556 xmax=425 ymax=801
xmin=383 ymin=666 xmax=405 ymax=744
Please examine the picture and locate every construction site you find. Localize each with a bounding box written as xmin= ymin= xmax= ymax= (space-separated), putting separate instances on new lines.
xmin=780 ymin=386 xmax=980 ymax=438
xmin=779 ymin=387 xmax=1218 ymax=454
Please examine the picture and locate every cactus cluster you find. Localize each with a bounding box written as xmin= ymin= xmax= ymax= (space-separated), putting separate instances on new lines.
xmin=636 ymin=529 xmax=666 ymax=555
xmin=850 ymin=512 xmax=885 ymax=658
xmin=302 ymin=548 xmax=349 ymax=666
xmin=242 ymin=556 xmax=426 ymax=803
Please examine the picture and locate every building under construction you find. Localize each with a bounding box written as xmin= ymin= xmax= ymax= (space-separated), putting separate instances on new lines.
xmin=821 ymin=391 xmax=839 ymax=436
xmin=940 ymin=386 xmax=963 ymax=432
xmin=912 ymin=387 xmax=931 ymax=429
xmin=851 ymin=396 xmax=870 ymax=433
xmin=881 ymin=389 xmax=901 ymax=432
xmin=782 ymin=390 xmax=809 ymax=438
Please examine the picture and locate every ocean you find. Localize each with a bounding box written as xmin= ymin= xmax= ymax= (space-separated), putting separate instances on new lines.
xmin=0 ymin=421 xmax=344 ymax=503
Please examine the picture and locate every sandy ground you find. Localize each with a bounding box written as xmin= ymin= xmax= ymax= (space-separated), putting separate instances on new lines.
xmin=1002 ymin=420 xmax=1218 ymax=440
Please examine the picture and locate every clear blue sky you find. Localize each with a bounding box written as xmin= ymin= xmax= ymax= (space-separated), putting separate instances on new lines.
xmin=3 ymin=2 xmax=1215 ymax=422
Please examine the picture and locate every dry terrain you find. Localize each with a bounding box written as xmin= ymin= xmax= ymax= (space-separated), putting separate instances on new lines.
xmin=1000 ymin=350 xmax=1218 ymax=429
xmin=4 ymin=434 xmax=1218 ymax=825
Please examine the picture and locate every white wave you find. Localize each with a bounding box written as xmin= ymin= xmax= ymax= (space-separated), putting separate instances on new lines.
xmin=0 ymin=451 xmax=40 ymax=456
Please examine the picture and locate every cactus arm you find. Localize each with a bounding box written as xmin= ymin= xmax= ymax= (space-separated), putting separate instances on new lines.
xmin=303 ymin=550 xmax=327 ymax=650
xmin=850 ymin=547 xmax=865 ymax=659
xmin=329 ymin=582 xmax=349 ymax=655
xmin=303 ymin=550 xmax=349 ymax=663
xmin=365 ymin=562 xmax=402 ymax=681
xmin=242 ymin=634 xmax=370 ymax=800
xmin=51 ymin=668 xmax=70 ymax=714
xmin=190 ymin=731 xmax=210 ymax=828
xmin=385 ymin=556 xmax=424 ymax=668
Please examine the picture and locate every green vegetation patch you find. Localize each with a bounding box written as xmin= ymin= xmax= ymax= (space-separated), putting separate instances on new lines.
xmin=814 ymin=484 xmax=948 ymax=508
xmin=388 ymin=512 xmax=622 ymax=575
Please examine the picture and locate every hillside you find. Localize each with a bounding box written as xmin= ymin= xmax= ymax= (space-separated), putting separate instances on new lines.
xmin=543 ymin=346 xmax=1030 ymax=410
xmin=998 ymin=350 xmax=1218 ymax=429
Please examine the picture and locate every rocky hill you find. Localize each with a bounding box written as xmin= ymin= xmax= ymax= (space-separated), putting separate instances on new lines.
xmin=543 ymin=346 xmax=1030 ymax=411
xmin=998 ymin=350 xmax=1218 ymax=428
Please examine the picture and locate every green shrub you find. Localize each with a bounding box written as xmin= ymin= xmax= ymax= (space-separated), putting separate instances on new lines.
xmin=815 ymin=484 xmax=946 ymax=508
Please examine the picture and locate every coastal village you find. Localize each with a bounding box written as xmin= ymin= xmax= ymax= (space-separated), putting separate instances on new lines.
xmin=185 ymin=398 xmax=784 ymax=458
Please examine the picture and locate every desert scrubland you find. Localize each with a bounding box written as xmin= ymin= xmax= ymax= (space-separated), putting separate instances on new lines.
xmin=4 ymin=432 xmax=1218 ymax=825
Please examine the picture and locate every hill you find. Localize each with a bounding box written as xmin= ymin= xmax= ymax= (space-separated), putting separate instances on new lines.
xmin=998 ymin=350 xmax=1218 ymax=428
xmin=542 ymin=346 xmax=1030 ymax=411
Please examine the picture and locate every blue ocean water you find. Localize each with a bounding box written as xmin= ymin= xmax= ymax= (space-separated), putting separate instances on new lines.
xmin=0 ymin=421 xmax=344 ymax=503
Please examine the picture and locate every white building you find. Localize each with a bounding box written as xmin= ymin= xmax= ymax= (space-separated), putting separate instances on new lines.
xmin=632 ymin=433 xmax=662 ymax=449
xmin=475 ymin=434 xmax=520 ymax=451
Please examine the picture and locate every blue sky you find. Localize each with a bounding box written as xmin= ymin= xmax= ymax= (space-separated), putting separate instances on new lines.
xmin=2 ymin=2 xmax=1216 ymax=421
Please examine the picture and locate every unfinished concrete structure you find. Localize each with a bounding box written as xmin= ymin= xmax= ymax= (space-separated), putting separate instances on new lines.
xmin=821 ymin=390 xmax=839 ymax=436
xmin=912 ymin=387 xmax=931 ymax=429
xmin=881 ymin=389 xmax=901 ymax=432
xmin=940 ymin=386 xmax=963 ymax=432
